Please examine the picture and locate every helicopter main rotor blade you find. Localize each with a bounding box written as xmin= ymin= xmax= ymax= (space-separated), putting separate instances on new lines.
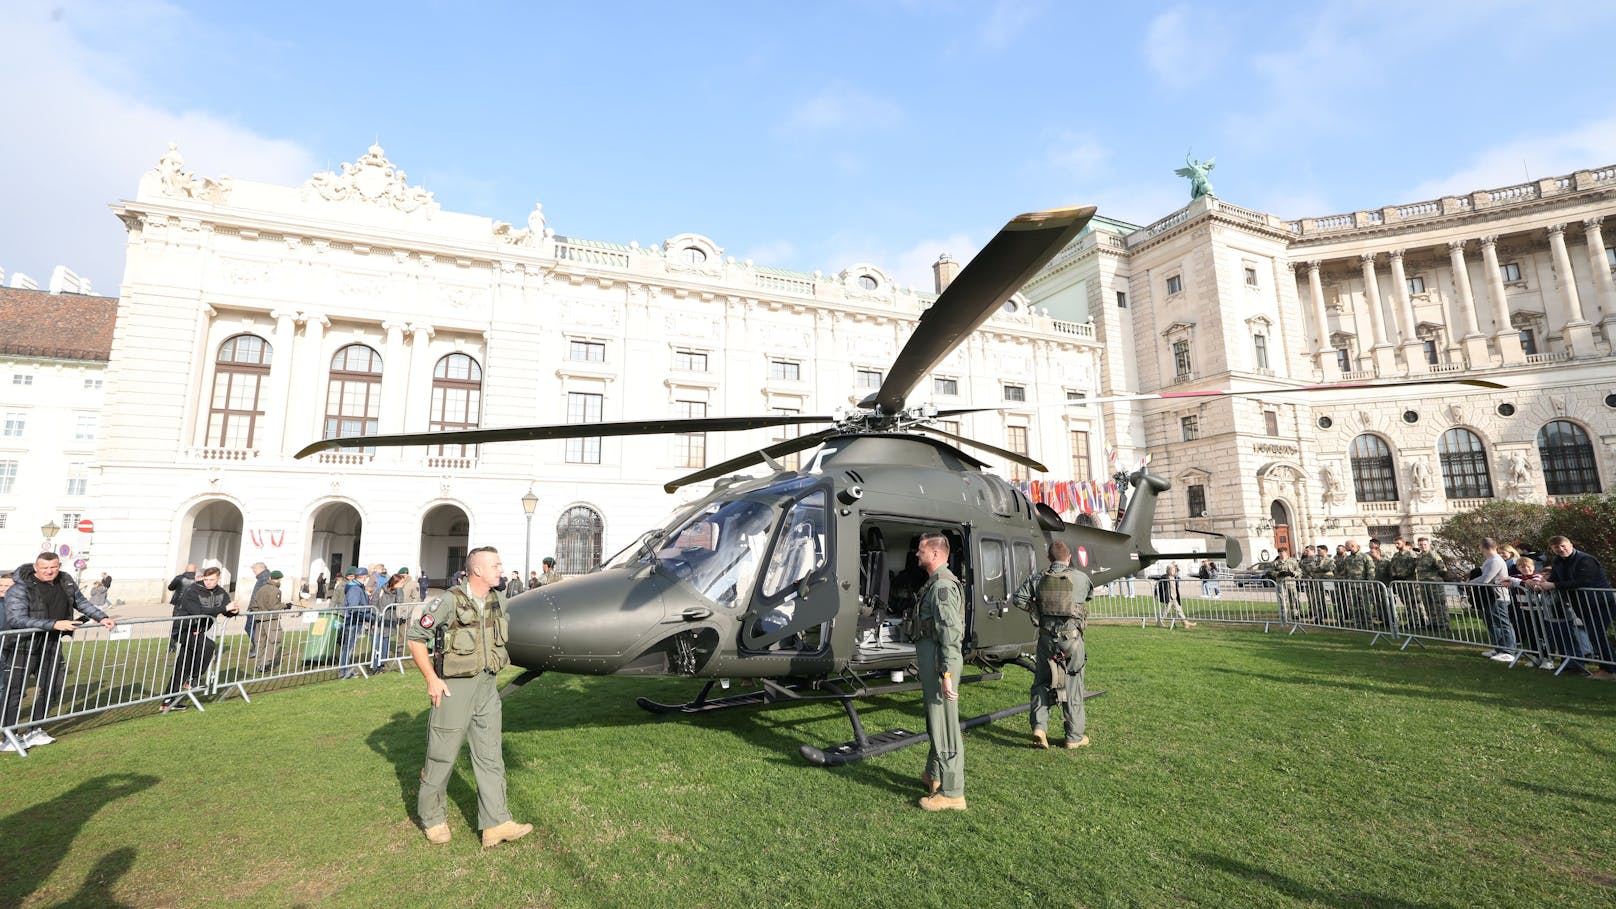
xmin=862 ymin=205 xmax=1096 ymax=415
xmin=294 ymin=413 xmax=835 ymax=460
xmin=915 ymin=424 xmax=1049 ymax=473
xmin=663 ymin=428 xmax=841 ymax=493
xmin=1053 ymin=376 xmax=1507 ymax=411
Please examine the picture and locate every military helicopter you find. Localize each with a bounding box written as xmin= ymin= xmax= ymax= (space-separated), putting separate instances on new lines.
xmin=297 ymin=205 xmax=1500 ymax=764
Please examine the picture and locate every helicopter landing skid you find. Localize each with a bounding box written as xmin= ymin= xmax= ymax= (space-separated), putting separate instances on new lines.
xmin=634 ymin=670 xmax=1002 ymax=716
xmin=800 ymin=689 xmax=1107 ymax=766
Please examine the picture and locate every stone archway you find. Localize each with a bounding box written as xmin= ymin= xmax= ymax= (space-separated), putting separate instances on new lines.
xmin=419 ymin=504 xmax=469 ymax=582
xmin=181 ymin=498 xmax=243 ymax=590
xmin=308 ymin=501 xmax=362 ymax=592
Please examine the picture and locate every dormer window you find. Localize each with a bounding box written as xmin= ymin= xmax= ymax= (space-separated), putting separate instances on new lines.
xmin=682 ymin=247 xmax=707 ymax=265
xmin=857 ymin=274 xmax=878 ymax=291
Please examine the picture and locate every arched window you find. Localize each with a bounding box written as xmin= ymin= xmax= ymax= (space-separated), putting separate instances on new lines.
xmin=430 ymin=353 xmax=482 ymax=457
xmin=324 ymin=344 xmax=382 ymax=448
xmin=556 ymin=505 xmax=604 ymax=575
xmin=1437 ymin=428 xmax=1493 ymax=499
xmin=1348 ymin=434 xmax=1398 ymax=502
xmin=207 ymin=334 xmax=271 ymax=448
xmin=1538 ymin=420 xmax=1600 ymax=494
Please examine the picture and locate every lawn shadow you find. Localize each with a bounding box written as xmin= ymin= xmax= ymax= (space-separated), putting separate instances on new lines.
xmin=0 ymin=774 xmax=157 ymax=906
xmin=364 ymin=709 xmax=482 ymax=833
xmin=1194 ymin=852 xmax=1459 ymax=909
xmin=53 ymin=847 xmax=137 ymax=909
xmin=1503 ymin=777 xmax=1616 ymax=808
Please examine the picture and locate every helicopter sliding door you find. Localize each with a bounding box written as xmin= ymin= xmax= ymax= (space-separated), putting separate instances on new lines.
xmin=852 ymin=517 xmax=969 ymax=664
xmin=971 ymin=536 xmax=1038 ymax=651
xmin=739 ymin=488 xmax=836 ymax=652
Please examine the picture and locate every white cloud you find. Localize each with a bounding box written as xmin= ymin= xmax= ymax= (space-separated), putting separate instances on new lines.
xmin=1045 ymin=131 xmax=1112 ymax=182
xmin=1405 ymin=117 xmax=1616 ymax=201
xmin=776 ymin=85 xmax=904 ymax=136
xmin=1143 ymin=6 xmax=1228 ymax=90
xmin=0 ymin=2 xmax=316 ymax=291
xmin=978 ymin=0 xmax=1046 ymax=52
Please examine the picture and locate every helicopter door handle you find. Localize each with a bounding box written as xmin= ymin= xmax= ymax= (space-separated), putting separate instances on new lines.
xmin=678 ymin=607 xmax=712 ymax=622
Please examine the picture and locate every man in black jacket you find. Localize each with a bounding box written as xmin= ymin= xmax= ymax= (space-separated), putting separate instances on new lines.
xmin=2 ymin=552 xmax=116 ymax=751
xmin=161 ymin=566 xmax=238 ymax=710
xmin=1525 ymin=536 xmax=1614 ymax=678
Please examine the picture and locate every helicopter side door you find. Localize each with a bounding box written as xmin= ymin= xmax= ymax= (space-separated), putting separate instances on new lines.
xmin=739 ymin=488 xmax=836 ymax=652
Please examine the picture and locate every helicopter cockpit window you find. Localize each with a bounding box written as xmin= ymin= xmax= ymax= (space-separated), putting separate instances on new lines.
xmin=651 ymin=499 xmax=780 ymax=607
xmin=760 ymin=490 xmax=828 ymax=598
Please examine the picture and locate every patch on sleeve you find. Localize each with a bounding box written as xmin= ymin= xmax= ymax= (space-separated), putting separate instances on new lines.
xmin=419 ymin=614 xmax=435 ymax=629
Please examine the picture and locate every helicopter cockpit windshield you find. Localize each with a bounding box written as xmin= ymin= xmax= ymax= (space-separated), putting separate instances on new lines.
xmin=639 ymin=499 xmax=782 ymax=607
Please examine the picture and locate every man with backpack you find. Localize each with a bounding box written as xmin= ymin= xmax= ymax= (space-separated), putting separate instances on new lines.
xmin=1012 ymin=541 xmax=1093 ymax=750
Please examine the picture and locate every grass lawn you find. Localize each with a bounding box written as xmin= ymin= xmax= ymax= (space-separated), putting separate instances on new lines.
xmin=2 ymin=624 xmax=1612 ymax=908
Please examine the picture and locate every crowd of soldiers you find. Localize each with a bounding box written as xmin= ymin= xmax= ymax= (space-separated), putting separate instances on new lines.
xmin=1266 ymin=536 xmax=1449 ymax=629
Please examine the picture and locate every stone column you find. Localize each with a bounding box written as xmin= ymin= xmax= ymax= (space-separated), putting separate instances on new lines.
xmin=1305 ymin=261 xmax=1340 ymax=379
xmin=1359 ymin=253 xmax=1396 ymax=374
xmin=1447 ymin=240 xmax=1490 ymax=366
xmin=262 ymin=309 xmax=300 ymax=457
xmin=1386 ymin=250 xmax=1426 ymax=374
xmin=1547 ymin=223 xmax=1595 ymax=355
xmin=403 ymin=323 xmax=436 ymax=434
xmin=375 ymin=321 xmax=409 ymax=463
xmin=297 ymin=312 xmax=329 ymax=446
xmin=1479 ymin=237 xmax=1525 ymax=365
xmin=1583 ymin=217 xmax=1616 ymax=342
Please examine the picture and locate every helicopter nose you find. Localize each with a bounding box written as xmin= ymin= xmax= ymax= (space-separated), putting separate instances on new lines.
xmin=504 ymin=568 xmax=674 ymax=673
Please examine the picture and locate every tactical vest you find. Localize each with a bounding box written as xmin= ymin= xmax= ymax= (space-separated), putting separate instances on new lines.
xmin=440 ymin=588 xmax=511 ymax=678
xmin=1037 ymin=567 xmax=1081 ymax=617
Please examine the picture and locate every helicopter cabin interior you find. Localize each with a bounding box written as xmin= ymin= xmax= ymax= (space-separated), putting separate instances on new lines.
xmin=854 ymin=520 xmax=975 ymax=662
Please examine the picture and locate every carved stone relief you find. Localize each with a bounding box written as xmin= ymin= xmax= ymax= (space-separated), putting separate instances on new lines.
xmin=302 ymin=145 xmax=438 ymax=216
xmin=150 ymin=143 xmax=232 ymax=203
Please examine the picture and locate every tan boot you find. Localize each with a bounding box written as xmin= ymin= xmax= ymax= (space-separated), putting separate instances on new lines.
xmin=1065 ymin=735 xmax=1091 ymax=749
xmin=920 ymin=772 xmax=940 ymax=795
xmin=422 ymin=823 xmax=451 ymax=845
xmin=481 ymin=820 xmax=533 ymax=848
xmin=1031 ymin=729 xmax=1049 ymax=749
xmin=918 ymin=793 xmax=968 ymax=811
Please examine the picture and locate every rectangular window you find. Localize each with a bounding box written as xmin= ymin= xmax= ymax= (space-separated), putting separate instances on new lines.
xmin=936 ymin=419 xmax=961 ymax=437
xmin=1071 ymin=430 xmax=1091 ymax=480
xmin=2 ymin=412 xmax=23 ymax=438
xmin=980 ymin=538 xmax=1008 ymax=603
xmin=1006 ymin=426 xmax=1029 ymax=481
xmin=1002 ymin=384 xmax=1026 ymax=402
xmin=0 ymin=460 xmax=16 ymax=495
xmin=568 ymin=340 xmax=606 ymax=362
xmin=1244 ymin=266 xmax=1259 ymax=287
xmin=0 ymin=514 xmax=7 ymax=529
xmin=65 ymin=464 xmax=87 ymax=497
xmin=565 ymin=391 xmax=603 ymax=463
xmin=61 ymin=512 xmax=81 ymax=528
xmin=1500 ymin=262 xmax=1522 ymax=282
xmin=855 ymin=368 xmax=883 ymax=390
xmin=1187 ymin=484 xmax=1207 ymax=518
xmin=1253 ymin=334 xmax=1269 ymax=370
xmin=1422 ymin=340 xmax=1438 ymax=365
xmin=673 ymin=400 xmax=706 ymax=469
xmin=768 ymin=360 xmax=801 ymax=381
xmin=84 ymin=378 xmax=104 ymax=390
xmin=1607 ymin=247 xmax=1615 ymax=268
xmin=1066 ymin=390 xmax=1087 ymax=401
xmin=672 ymin=350 xmax=708 ymax=372
xmin=75 ymin=415 xmax=97 ymax=441
xmin=1264 ymin=409 xmax=1279 ymax=437
xmin=11 ymin=374 xmax=31 ymax=386
xmin=933 ymin=377 xmax=959 ymax=396
xmin=1172 ymin=339 xmax=1192 ymax=377
xmin=1181 ymin=415 xmax=1199 ymax=441
xmin=1518 ymin=329 xmax=1537 ymax=356
xmin=1407 ymin=275 xmax=1426 ymax=294
xmin=772 ymin=406 xmax=802 ymax=470
xmin=1336 ymin=348 xmax=1352 ymax=372
xmin=1116 ymin=290 xmax=1128 ymax=308
xmin=1166 ymin=274 xmax=1183 ymax=295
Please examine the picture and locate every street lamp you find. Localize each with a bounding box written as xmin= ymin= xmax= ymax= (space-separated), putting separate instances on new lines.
xmin=521 ymin=488 xmax=539 ymax=579
xmin=41 ymin=520 xmax=61 ymax=552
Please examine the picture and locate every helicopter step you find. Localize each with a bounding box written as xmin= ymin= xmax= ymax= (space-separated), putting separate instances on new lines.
xmin=800 ymin=689 xmax=1107 ymax=767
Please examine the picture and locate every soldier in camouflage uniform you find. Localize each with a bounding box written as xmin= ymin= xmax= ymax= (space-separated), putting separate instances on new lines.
xmin=1297 ymin=545 xmax=1321 ymax=621
xmin=405 ymin=546 xmax=533 ymax=848
xmin=1308 ymin=542 xmax=1339 ymax=623
xmin=912 ymin=532 xmax=966 ymax=811
xmin=1386 ymin=537 xmax=1418 ymax=630
xmin=1413 ymin=536 xmax=1449 ymax=632
xmin=1011 ymin=541 xmax=1092 ymax=750
xmin=1267 ymin=546 xmax=1302 ymax=622
xmin=1337 ymin=540 xmax=1375 ymax=627
xmin=1367 ymin=539 xmax=1394 ymax=625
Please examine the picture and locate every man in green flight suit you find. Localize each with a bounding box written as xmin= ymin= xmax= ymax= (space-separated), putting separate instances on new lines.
xmin=405 ymin=546 xmax=533 ymax=848
xmin=913 ymin=531 xmax=966 ymax=811
xmin=1011 ymin=540 xmax=1092 ymax=750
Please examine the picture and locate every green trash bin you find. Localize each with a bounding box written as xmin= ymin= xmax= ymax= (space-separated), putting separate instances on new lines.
xmin=303 ymin=611 xmax=344 ymax=664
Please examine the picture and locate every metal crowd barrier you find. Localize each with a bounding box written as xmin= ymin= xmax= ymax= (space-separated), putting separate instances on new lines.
xmin=1 ymin=602 xmax=415 ymax=757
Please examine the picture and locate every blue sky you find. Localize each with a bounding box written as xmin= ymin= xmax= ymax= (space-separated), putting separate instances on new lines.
xmin=3 ymin=0 xmax=1613 ymax=294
